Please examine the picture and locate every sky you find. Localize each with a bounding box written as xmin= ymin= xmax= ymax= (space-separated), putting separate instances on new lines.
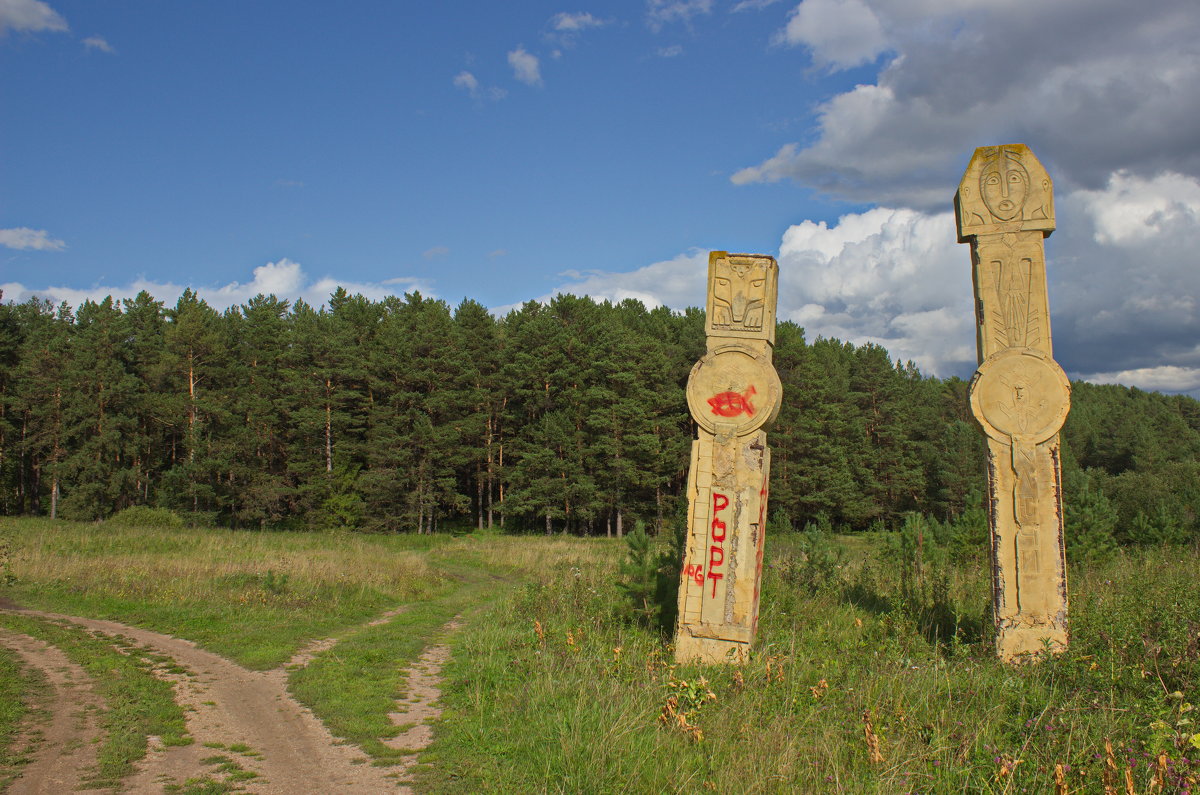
xmin=2 ymin=0 xmax=1199 ymax=396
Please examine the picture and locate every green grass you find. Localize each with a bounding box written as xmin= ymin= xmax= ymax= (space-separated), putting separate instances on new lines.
xmin=7 ymin=517 xmax=1198 ymax=792
xmin=289 ymin=568 xmax=500 ymax=762
xmin=0 ymin=643 xmax=44 ymax=789
xmin=1 ymin=518 xmax=455 ymax=669
xmin=412 ymin=537 xmax=1200 ymax=793
xmin=0 ymin=613 xmax=189 ymax=789
xmin=0 ymin=519 xmax=613 ymax=775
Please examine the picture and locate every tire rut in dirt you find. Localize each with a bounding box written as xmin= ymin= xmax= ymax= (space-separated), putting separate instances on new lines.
xmin=0 ymin=629 xmax=105 ymax=795
xmin=385 ymin=617 xmax=463 ymax=793
xmin=6 ymin=609 xmax=404 ymax=793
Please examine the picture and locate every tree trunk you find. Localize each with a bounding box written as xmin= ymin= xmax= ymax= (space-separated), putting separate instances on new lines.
xmin=616 ymin=507 xmax=624 ymax=538
xmin=545 ymin=513 xmax=552 ymax=536
xmin=485 ymin=414 xmax=494 ymax=529
xmin=656 ymin=485 xmax=663 ymax=535
xmin=498 ymin=442 xmax=505 ymax=529
xmin=18 ymin=416 xmax=27 ymax=513
xmin=50 ymin=477 xmax=59 ymax=520
xmin=324 ymin=379 xmax=333 ymax=473
xmin=476 ymin=469 xmax=484 ymax=530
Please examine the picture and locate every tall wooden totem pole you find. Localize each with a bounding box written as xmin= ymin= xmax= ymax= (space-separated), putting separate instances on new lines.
xmin=675 ymin=252 xmax=781 ymax=665
xmin=956 ymin=144 xmax=1071 ymax=661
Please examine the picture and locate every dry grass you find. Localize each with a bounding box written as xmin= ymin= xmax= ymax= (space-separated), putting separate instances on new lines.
xmin=4 ymin=519 xmax=442 ymax=605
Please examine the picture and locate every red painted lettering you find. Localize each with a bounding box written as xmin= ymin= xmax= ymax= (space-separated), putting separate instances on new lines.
xmin=708 ymin=545 xmax=724 ymax=569
xmin=708 ymin=385 xmax=757 ymax=417
xmin=708 ymin=493 xmax=730 ymax=597
xmin=684 ymin=563 xmax=704 ymax=586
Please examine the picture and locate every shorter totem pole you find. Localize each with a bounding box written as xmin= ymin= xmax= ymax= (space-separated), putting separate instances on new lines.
xmin=675 ymin=252 xmax=781 ymax=665
xmin=956 ymin=144 xmax=1071 ymax=661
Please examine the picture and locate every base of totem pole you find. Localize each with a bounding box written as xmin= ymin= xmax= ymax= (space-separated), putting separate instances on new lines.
xmin=675 ymin=631 xmax=750 ymax=665
xmin=995 ymin=622 xmax=1068 ymax=662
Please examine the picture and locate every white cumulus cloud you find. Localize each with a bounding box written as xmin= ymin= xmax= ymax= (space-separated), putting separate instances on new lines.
xmin=453 ymin=70 xmax=506 ymax=102
xmin=453 ymin=70 xmax=479 ymax=94
xmin=82 ymin=34 xmax=113 ymax=53
xmin=493 ymin=249 xmax=709 ymax=317
xmin=1 ymin=259 xmax=434 ymax=313
xmin=1078 ymin=365 xmax=1200 ymax=396
xmin=534 ymin=169 xmax=1200 ymax=395
xmin=773 ymin=0 xmax=887 ymax=71
xmin=0 ymin=0 xmax=67 ymax=35
xmin=733 ymin=0 xmax=785 ymax=11
xmin=546 ymin=11 xmax=607 ymax=49
xmin=646 ymin=0 xmax=714 ymax=31
xmin=775 ymin=206 xmax=972 ymax=374
xmin=551 ymin=12 xmax=604 ymax=32
xmin=507 ymin=46 xmax=543 ymax=87
xmin=0 ymin=227 xmax=66 ymax=251
xmin=1075 ymin=171 xmax=1200 ymax=245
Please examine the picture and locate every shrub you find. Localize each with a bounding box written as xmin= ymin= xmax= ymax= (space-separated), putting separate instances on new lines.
xmin=108 ymin=506 xmax=184 ymax=529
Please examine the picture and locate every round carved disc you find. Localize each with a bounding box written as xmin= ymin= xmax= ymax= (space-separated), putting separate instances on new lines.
xmin=686 ymin=344 xmax=782 ymax=435
xmin=969 ymin=348 xmax=1070 ymax=444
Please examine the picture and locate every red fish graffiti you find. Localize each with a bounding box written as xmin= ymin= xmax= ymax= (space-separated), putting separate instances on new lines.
xmin=708 ymin=385 xmax=756 ymax=418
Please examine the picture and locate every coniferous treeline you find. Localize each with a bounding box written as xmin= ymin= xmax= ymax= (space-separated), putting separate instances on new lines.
xmin=0 ymin=288 xmax=1196 ymax=542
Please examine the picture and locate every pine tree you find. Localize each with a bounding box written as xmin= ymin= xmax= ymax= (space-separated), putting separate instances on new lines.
xmin=59 ymin=297 xmax=140 ymax=519
xmin=11 ymin=300 xmax=73 ymax=517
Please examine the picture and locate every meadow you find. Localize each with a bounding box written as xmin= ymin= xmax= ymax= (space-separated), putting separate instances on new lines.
xmin=1 ymin=516 xmax=1198 ymax=793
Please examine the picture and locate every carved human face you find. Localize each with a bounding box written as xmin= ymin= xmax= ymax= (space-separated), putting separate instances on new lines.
xmin=980 ymin=154 xmax=1029 ymax=221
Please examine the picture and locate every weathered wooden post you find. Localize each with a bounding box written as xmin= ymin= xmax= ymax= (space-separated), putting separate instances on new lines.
xmin=675 ymin=252 xmax=781 ymax=664
xmin=956 ymin=144 xmax=1071 ymax=661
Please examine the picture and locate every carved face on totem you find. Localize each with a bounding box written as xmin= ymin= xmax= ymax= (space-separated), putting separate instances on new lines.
xmin=980 ymin=149 xmax=1030 ymax=221
xmin=712 ymin=258 xmax=767 ymax=332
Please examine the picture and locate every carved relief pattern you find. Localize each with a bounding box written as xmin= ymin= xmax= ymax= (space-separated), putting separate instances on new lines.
xmin=676 ymin=253 xmax=780 ymax=665
xmin=957 ymin=145 xmax=1070 ymax=661
xmin=706 ymin=253 xmax=778 ymax=344
xmin=711 ymin=257 xmax=768 ymax=332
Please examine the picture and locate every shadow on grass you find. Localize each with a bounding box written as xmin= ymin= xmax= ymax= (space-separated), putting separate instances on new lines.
xmin=841 ymin=578 xmax=986 ymax=653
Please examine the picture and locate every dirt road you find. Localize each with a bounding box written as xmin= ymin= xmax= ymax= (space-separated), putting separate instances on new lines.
xmin=0 ymin=606 xmax=457 ymax=793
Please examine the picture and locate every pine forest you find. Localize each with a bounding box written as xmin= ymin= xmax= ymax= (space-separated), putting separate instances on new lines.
xmin=1 ymin=288 xmax=1197 ymax=551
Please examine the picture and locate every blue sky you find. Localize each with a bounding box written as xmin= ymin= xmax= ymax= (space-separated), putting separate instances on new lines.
xmin=3 ymin=0 xmax=1200 ymax=395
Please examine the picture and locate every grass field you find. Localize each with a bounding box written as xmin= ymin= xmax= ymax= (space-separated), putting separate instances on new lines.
xmin=1 ymin=517 xmax=1199 ymax=793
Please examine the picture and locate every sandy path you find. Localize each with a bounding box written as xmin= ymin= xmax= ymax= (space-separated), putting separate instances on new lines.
xmin=7 ymin=608 xmax=405 ymax=793
xmin=0 ymin=629 xmax=105 ymax=794
xmin=384 ymin=618 xmax=462 ymax=793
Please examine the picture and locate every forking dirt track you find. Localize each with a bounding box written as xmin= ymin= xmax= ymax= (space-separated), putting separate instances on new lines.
xmin=0 ymin=602 xmax=458 ymax=793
